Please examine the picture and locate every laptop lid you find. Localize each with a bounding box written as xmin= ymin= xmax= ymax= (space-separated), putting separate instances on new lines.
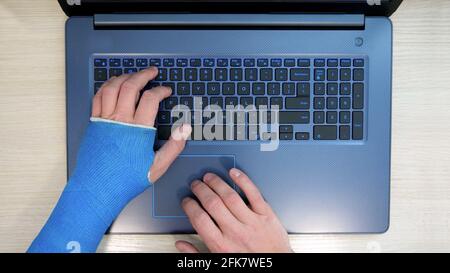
xmin=58 ymin=0 xmax=402 ymax=17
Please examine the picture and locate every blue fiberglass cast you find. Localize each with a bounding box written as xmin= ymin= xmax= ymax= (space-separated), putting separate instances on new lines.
xmin=28 ymin=119 xmax=156 ymax=253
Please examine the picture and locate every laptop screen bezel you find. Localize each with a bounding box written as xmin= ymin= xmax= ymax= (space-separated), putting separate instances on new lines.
xmin=58 ymin=0 xmax=402 ymax=17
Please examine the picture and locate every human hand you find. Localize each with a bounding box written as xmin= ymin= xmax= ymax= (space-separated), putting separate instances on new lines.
xmin=92 ymin=67 xmax=191 ymax=182
xmin=175 ymin=168 xmax=292 ymax=253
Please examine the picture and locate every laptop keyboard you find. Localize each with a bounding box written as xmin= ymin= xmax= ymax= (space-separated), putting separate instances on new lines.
xmin=93 ymin=56 xmax=366 ymax=142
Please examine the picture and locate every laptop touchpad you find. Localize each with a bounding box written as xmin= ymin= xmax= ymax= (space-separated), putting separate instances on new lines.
xmin=153 ymin=155 xmax=236 ymax=218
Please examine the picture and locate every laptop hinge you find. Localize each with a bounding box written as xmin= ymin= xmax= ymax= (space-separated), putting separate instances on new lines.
xmin=94 ymin=14 xmax=365 ymax=29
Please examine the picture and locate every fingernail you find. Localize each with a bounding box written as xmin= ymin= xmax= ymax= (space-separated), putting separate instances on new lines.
xmin=203 ymin=173 xmax=214 ymax=182
xmin=149 ymin=66 xmax=158 ymax=72
xmin=179 ymin=123 xmax=192 ymax=140
xmin=230 ymin=168 xmax=241 ymax=178
xmin=191 ymin=180 xmax=200 ymax=188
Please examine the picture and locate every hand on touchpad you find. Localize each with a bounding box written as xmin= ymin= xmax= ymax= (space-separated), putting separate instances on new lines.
xmin=153 ymin=155 xmax=236 ymax=217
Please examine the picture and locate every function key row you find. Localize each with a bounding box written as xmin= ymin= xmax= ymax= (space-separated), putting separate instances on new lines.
xmin=93 ymin=57 xmax=365 ymax=68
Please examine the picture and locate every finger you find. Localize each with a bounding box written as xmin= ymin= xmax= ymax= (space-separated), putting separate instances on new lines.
xmin=202 ymin=172 xmax=255 ymax=223
xmin=149 ymin=124 xmax=192 ymax=182
xmin=91 ymin=88 xmax=103 ymax=118
xmin=134 ymin=85 xmax=172 ymax=126
xmin=229 ymin=168 xmax=270 ymax=215
xmin=182 ymin=197 xmax=223 ymax=250
xmin=115 ymin=67 xmax=159 ymax=119
xmin=100 ymin=74 xmax=132 ymax=118
xmin=190 ymin=180 xmax=240 ymax=229
xmin=175 ymin=240 xmax=200 ymax=253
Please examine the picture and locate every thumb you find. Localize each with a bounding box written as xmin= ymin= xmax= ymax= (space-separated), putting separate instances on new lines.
xmin=148 ymin=123 xmax=192 ymax=182
xmin=175 ymin=240 xmax=200 ymax=253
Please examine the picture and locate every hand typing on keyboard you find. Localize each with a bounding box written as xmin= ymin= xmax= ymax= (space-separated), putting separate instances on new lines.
xmin=176 ymin=168 xmax=293 ymax=253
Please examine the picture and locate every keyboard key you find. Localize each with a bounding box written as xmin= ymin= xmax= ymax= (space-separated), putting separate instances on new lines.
xmin=177 ymin=83 xmax=190 ymax=95
xmin=314 ymin=83 xmax=326 ymax=95
xmin=340 ymin=68 xmax=351 ymax=81
xmin=326 ymin=97 xmax=338 ymax=110
xmin=244 ymin=58 xmax=255 ymax=67
xmin=222 ymin=83 xmax=235 ymax=95
xmin=217 ymin=58 xmax=228 ymax=67
xmin=314 ymin=97 xmax=325 ymax=110
xmin=314 ymin=59 xmax=325 ymax=67
xmin=257 ymin=58 xmax=269 ymax=67
xmin=109 ymin=58 xmax=121 ymax=67
xmin=313 ymin=125 xmax=337 ymax=140
xmin=340 ymin=83 xmax=351 ymax=95
xmin=203 ymin=58 xmax=215 ymax=67
xmin=252 ymin=83 xmax=265 ymax=95
xmin=255 ymin=97 xmax=268 ymax=109
xmin=123 ymin=59 xmax=134 ymax=67
xmin=163 ymin=58 xmax=175 ymax=67
xmin=326 ymin=111 xmax=338 ymax=124
xmin=170 ymin=68 xmax=183 ymax=81
xmin=157 ymin=111 xmax=171 ymax=124
xmin=353 ymin=68 xmax=364 ymax=81
xmin=298 ymin=59 xmax=311 ymax=67
xmin=340 ymin=97 xmax=351 ymax=109
xmin=94 ymin=58 xmax=107 ymax=67
xmin=279 ymin=125 xmax=293 ymax=133
xmin=149 ymin=58 xmax=161 ymax=66
xmin=339 ymin=111 xmax=351 ymax=124
xmin=124 ymin=68 xmax=137 ymax=74
xmin=271 ymin=59 xmax=282 ymax=67
xmin=230 ymin=59 xmax=242 ymax=67
xmin=353 ymin=83 xmax=364 ymax=109
xmin=297 ymin=83 xmax=310 ymax=97
xmin=339 ymin=125 xmax=351 ymax=140
xmin=240 ymin=97 xmax=253 ymax=108
xmin=225 ymin=97 xmax=238 ymax=107
xmin=94 ymin=68 xmax=107 ymax=81
xmin=270 ymin=97 xmax=283 ymax=109
xmin=314 ymin=69 xmax=325 ymax=81
xmin=353 ymin=59 xmax=365 ymax=67
xmin=230 ymin=68 xmax=243 ymax=81
xmin=136 ymin=58 xmax=148 ymax=67
xmin=267 ymin=83 xmax=281 ymax=95
xmin=190 ymin=58 xmax=201 ymax=67
xmin=340 ymin=59 xmax=351 ymax=67
xmin=282 ymin=83 xmax=296 ymax=96
xmin=295 ymin=132 xmax=310 ymax=140
xmin=284 ymin=59 xmax=296 ymax=67
xmin=210 ymin=97 xmax=223 ymax=108
xmin=327 ymin=59 xmax=338 ymax=67
xmin=290 ymin=68 xmax=310 ymax=81
xmin=180 ymin=97 xmax=193 ymax=108
xmin=279 ymin=111 xmax=310 ymax=124
xmin=192 ymin=83 xmax=205 ymax=95
xmin=314 ymin=111 xmax=325 ymax=124
xmin=245 ymin=68 xmax=258 ymax=81
xmin=260 ymin=68 xmax=273 ymax=81
xmin=327 ymin=83 xmax=338 ymax=95
xmin=185 ymin=68 xmax=198 ymax=81
xmin=207 ymin=83 xmax=220 ymax=95
xmin=327 ymin=69 xmax=338 ymax=81
xmin=237 ymin=83 xmax=251 ymax=95
xmin=177 ymin=58 xmax=188 ymax=67
xmin=200 ymin=68 xmax=213 ymax=81
xmin=286 ymin=97 xmax=309 ymax=109
xmin=275 ymin=68 xmax=288 ymax=81
xmin=215 ymin=68 xmax=228 ymax=81
xmin=352 ymin=111 xmax=364 ymax=140
xmin=164 ymin=97 xmax=178 ymax=110
xmin=280 ymin=133 xmax=293 ymax=140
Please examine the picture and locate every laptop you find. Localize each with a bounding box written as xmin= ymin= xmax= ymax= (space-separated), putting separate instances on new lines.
xmin=60 ymin=0 xmax=402 ymax=233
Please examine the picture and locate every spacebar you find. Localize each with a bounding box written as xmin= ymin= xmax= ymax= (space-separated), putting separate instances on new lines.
xmin=279 ymin=111 xmax=310 ymax=124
